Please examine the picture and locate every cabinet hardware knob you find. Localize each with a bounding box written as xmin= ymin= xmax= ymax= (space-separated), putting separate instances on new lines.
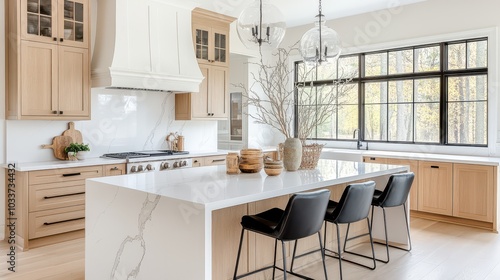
xmin=60 ymin=38 xmax=64 ymax=42
xmin=59 ymin=111 xmax=63 ymax=114
xmin=53 ymin=110 xmax=58 ymax=114
xmin=53 ymin=37 xmax=57 ymax=41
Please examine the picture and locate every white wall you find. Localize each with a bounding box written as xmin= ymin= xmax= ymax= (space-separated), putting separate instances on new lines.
xmin=248 ymin=0 xmax=500 ymax=156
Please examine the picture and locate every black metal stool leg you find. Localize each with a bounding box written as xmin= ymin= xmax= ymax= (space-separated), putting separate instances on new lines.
xmin=281 ymin=240 xmax=288 ymax=280
xmin=336 ymin=224 xmax=343 ymax=280
xmin=382 ymin=207 xmax=390 ymax=263
xmin=233 ymin=228 xmax=245 ymax=280
xmin=290 ymin=240 xmax=298 ymax=272
xmin=318 ymin=232 xmax=328 ymax=280
xmin=366 ymin=217 xmax=377 ymax=269
xmin=343 ymin=223 xmax=351 ymax=252
xmin=273 ymin=239 xmax=278 ymax=279
xmin=403 ymin=204 xmax=412 ymax=251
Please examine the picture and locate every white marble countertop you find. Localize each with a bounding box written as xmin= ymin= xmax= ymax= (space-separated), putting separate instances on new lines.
xmin=4 ymin=150 xmax=229 ymax=172
xmin=88 ymin=159 xmax=408 ymax=211
xmin=322 ymin=148 xmax=500 ymax=166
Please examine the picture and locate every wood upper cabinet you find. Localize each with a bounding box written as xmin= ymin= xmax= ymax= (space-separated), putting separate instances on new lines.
xmin=418 ymin=161 xmax=453 ymax=216
xmin=453 ymin=164 xmax=495 ymax=222
xmin=21 ymin=0 xmax=90 ymax=49
xmin=6 ymin=0 xmax=91 ymax=120
xmin=175 ymin=8 xmax=233 ymax=121
xmin=192 ymin=9 xmax=230 ymax=67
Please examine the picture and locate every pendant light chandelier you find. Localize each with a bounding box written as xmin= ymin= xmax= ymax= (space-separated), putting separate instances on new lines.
xmin=300 ymin=0 xmax=341 ymax=65
xmin=236 ymin=0 xmax=286 ymax=50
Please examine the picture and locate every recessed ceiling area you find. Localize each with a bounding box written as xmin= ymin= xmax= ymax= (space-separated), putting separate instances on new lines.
xmin=193 ymin=0 xmax=427 ymax=27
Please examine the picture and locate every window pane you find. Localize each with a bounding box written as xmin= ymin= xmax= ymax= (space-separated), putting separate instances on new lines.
xmin=297 ymin=62 xmax=317 ymax=82
xmin=317 ymin=61 xmax=338 ymax=80
xmin=448 ymin=43 xmax=466 ymax=70
xmin=415 ymin=103 xmax=440 ymax=143
xmin=415 ymin=46 xmax=440 ymax=72
xmin=468 ymin=40 xmax=487 ymax=68
xmin=316 ymin=85 xmax=336 ymax=106
xmin=448 ymin=101 xmax=487 ymax=145
xmin=365 ymin=82 xmax=387 ymax=104
xmin=338 ymin=56 xmax=358 ymax=78
xmin=389 ymin=80 xmax=413 ymax=103
xmin=365 ymin=104 xmax=388 ymax=141
xmin=415 ymin=78 xmax=440 ymax=102
xmin=448 ymin=75 xmax=487 ymax=102
xmin=365 ymin=52 xmax=387 ymax=77
xmin=389 ymin=50 xmax=413 ymax=74
xmin=316 ymin=105 xmax=336 ymax=139
xmin=338 ymin=83 xmax=358 ymax=105
xmin=389 ymin=104 xmax=413 ymax=141
xmin=297 ymin=86 xmax=315 ymax=106
xmin=338 ymin=105 xmax=358 ymax=139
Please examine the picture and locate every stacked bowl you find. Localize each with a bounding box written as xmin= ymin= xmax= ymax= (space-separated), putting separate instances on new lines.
xmin=239 ymin=149 xmax=263 ymax=173
xmin=264 ymin=160 xmax=283 ymax=176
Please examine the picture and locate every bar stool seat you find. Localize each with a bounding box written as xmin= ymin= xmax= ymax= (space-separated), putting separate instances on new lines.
xmin=233 ymin=189 xmax=331 ymax=280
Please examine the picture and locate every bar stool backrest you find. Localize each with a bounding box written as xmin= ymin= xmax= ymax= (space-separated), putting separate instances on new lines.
xmin=276 ymin=189 xmax=331 ymax=241
xmin=375 ymin=173 xmax=415 ymax=208
xmin=330 ymin=181 xmax=376 ymax=224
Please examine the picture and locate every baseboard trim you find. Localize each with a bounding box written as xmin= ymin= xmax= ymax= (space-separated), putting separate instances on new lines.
xmin=410 ymin=210 xmax=495 ymax=232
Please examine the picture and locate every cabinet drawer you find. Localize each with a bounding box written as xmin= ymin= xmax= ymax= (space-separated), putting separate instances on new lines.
xmin=29 ymin=166 xmax=102 ymax=185
xmin=28 ymin=205 xmax=85 ymax=239
xmin=29 ymin=180 xmax=85 ymax=212
xmin=103 ymin=164 xmax=126 ymax=176
xmin=204 ymin=155 xmax=226 ymax=166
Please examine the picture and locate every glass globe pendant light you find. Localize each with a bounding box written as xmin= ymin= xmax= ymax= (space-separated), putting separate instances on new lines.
xmin=236 ymin=0 xmax=286 ymax=50
xmin=300 ymin=0 xmax=341 ymax=65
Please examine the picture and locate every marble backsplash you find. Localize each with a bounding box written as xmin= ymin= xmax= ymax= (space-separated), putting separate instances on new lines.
xmin=5 ymin=88 xmax=217 ymax=163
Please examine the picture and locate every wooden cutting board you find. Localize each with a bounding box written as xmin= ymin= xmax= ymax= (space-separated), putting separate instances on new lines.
xmin=62 ymin=122 xmax=83 ymax=143
xmin=41 ymin=135 xmax=73 ymax=160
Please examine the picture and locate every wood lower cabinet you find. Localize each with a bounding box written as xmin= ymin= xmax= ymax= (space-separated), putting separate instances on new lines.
xmin=385 ymin=158 xmax=419 ymax=211
xmin=190 ymin=155 xmax=226 ymax=167
xmin=418 ymin=161 xmax=453 ymax=216
xmin=453 ymin=164 xmax=495 ymax=222
xmin=7 ymin=164 xmax=127 ymax=250
xmin=103 ymin=164 xmax=126 ymax=176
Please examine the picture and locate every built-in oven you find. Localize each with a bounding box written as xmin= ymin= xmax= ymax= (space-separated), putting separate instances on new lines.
xmin=101 ymin=150 xmax=193 ymax=174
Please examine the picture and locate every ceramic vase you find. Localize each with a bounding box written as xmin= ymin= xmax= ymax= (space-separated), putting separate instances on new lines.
xmin=283 ymin=138 xmax=302 ymax=171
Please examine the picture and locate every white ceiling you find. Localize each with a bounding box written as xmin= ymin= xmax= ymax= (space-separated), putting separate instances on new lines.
xmin=192 ymin=0 xmax=427 ymax=27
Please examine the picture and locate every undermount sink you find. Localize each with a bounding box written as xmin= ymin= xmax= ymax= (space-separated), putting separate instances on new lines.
xmin=320 ymin=149 xmax=364 ymax=162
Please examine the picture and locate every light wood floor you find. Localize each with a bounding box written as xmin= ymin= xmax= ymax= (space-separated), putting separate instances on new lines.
xmin=1 ymin=218 xmax=500 ymax=280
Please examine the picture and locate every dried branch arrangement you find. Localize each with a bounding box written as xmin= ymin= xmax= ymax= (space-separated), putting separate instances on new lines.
xmin=235 ymin=44 xmax=353 ymax=141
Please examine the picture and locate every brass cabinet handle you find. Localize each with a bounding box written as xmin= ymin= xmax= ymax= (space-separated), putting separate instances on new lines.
xmin=43 ymin=217 xmax=84 ymax=226
xmin=44 ymin=191 xmax=85 ymax=200
xmin=212 ymin=159 xmax=225 ymax=163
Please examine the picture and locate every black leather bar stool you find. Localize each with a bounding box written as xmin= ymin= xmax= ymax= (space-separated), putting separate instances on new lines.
xmin=291 ymin=181 xmax=377 ymax=280
xmin=233 ymin=189 xmax=331 ymax=280
xmin=325 ymin=181 xmax=377 ymax=279
xmin=369 ymin=172 xmax=414 ymax=263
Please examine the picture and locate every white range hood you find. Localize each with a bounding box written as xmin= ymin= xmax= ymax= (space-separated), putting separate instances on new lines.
xmin=91 ymin=0 xmax=203 ymax=92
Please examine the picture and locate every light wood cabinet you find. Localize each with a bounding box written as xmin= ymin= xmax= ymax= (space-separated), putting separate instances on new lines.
xmin=103 ymin=164 xmax=126 ymax=176
xmin=6 ymin=0 xmax=91 ymax=120
xmin=453 ymin=164 xmax=495 ymax=222
xmin=363 ymin=156 xmax=388 ymax=164
xmin=192 ymin=158 xmax=203 ymax=167
xmin=192 ymin=8 xmax=230 ymax=67
xmin=7 ymin=163 xmax=128 ymax=250
xmin=385 ymin=158 xmax=419 ymax=211
xmin=175 ymin=8 xmax=233 ymax=121
xmin=418 ymin=161 xmax=453 ymax=216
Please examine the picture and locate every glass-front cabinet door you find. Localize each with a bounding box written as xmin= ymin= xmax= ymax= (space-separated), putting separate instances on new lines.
xmin=21 ymin=0 xmax=89 ymax=48
xmin=193 ymin=24 xmax=228 ymax=67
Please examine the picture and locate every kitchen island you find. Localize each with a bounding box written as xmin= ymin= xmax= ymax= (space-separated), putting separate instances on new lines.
xmin=85 ymin=159 xmax=408 ymax=279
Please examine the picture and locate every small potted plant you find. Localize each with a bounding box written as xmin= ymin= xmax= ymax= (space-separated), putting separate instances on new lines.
xmin=65 ymin=143 xmax=90 ymax=160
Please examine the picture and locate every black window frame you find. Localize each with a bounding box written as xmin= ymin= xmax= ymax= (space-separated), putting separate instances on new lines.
xmin=294 ymin=37 xmax=488 ymax=147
